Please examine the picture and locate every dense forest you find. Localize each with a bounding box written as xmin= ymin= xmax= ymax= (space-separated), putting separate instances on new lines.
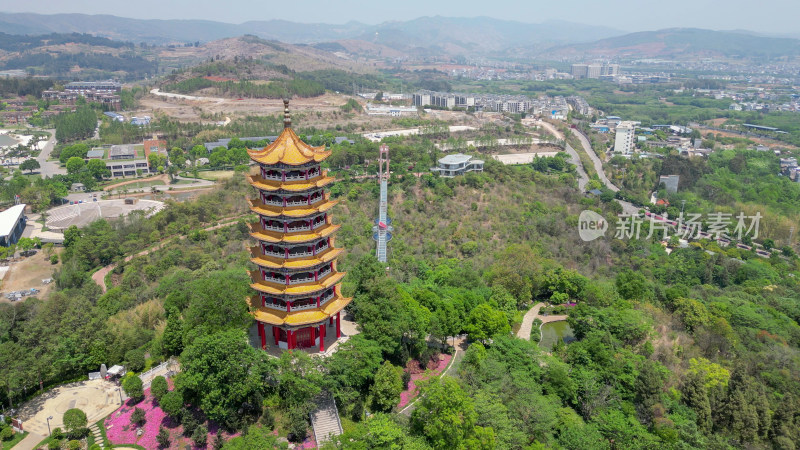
xmin=53 ymin=106 xmax=97 ymax=142
xmin=0 ymin=77 xmax=54 ymax=98
xmin=0 ymin=32 xmax=133 ymax=52
xmin=4 ymin=52 xmax=157 ymax=79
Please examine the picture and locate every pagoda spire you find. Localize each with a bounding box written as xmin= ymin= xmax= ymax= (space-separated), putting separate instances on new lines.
xmin=283 ymin=98 xmax=291 ymax=129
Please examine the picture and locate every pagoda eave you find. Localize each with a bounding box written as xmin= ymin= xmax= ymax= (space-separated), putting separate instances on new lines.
xmin=247 ymin=127 xmax=331 ymax=166
xmin=248 ymin=199 xmax=337 ymax=218
xmin=248 ymin=175 xmax=335 ymax=193
xmin=248 ymin=223 xmax=340 ymax=244
xmin=250 ymin=271 xmax=346 ymax=296
xmin=249 ymin=295 xmax=352 ymax=327
xmin=249 ymin=247 xmax=343 ymax=270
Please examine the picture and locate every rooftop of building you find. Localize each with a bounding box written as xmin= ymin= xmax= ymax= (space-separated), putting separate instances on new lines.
xmin=438 ymin=153 xmax=484 ymax=165
xmin=0 ymin=204 xmax=25 ymax=238
xmin=248 ymin=127 xmax=332 ymax=166
xmin=109 ymin=145 xmax=137 ymax=158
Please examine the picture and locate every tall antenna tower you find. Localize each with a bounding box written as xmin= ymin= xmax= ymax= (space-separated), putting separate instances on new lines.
xmin=372 ymin=144 xmax=393 ymax=262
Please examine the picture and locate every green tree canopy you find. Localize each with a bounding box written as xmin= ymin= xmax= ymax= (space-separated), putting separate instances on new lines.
xmin=86 ymin=158 xmax=109 ymax=180
xmin=370 ymin=361 xmax=404 ymax=413
xmin=464 ymin=303 xmax=510 ymax=343
xmin=176 ymin=329 xmax=273 ymax=429
xmin=20 ymin=158 xmax=40 ymax=173
xmin=65 ymin=156 xmax=85 ymax=174
xmin=122 ymin=374 xmax=143 ymax=401
xmin=62 ymin=408 xmax=87 ymax=433
xmin=411 ymin=377 xmax=481 ymax=449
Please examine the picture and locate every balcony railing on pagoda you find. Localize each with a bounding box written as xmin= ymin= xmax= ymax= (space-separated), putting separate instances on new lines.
xmin=261 ymin=265 xmax=333 ymax=285
xmin=260 ymin=289 xmax=336 ymax=312
xmin=260 ymin=168 xmax=322 ymax=181
xmin=261 ymin=192 xmax=324 ymax=207
xmin=261 ymin=241 xmax=330 ymax=260
xmin=261 ymin=215 xmax=328 ymax=233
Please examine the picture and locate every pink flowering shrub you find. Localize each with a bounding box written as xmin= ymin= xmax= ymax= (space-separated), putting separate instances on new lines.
xmin=397 ymin=353 xmax=452 ymax=409
xmin=105 ymin=386 xmax=240 ymax=449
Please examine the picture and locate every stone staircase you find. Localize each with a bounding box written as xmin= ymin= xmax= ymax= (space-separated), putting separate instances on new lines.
xmin=310 ymin=392 xmax=343 ymax=445
xmin=89 ymin=423 xmax=105 ymax=448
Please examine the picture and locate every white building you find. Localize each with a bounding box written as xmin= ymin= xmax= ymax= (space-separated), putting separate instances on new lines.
xmin=365 ymin=103 xmax=418 ymax=117
xmin=614 ymin=121 xmax=637 ymax=155
xmin=431 ymin=154 xmax=485 ymax=177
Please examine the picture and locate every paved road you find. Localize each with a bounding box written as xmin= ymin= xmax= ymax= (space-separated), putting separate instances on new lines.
xmin=523 ymin=120 xmax=588 ymax=191
xmin=568 ymin=128 xmax=617 ymax=191
xmin=150 ymin=88 xmax=225 ymax=103
xmin=564 ymin=143 xmax=589 ymax=192
xmin=566 ymin=126 xmax=640 ymax=215
xmin=35 ymin=129 xmax=66 ymax=178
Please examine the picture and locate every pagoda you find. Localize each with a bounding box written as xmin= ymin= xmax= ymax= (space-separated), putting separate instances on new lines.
xmin=246 ymin=100 xmax=351 ymax=352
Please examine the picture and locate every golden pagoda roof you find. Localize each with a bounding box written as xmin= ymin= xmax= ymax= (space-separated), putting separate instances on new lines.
xmin=247 ymin=173 xmax=334 ymax=193
xmin=249 ymin=246 xmax=343 ymax=270
xmin=248 ymin=127 xmax=331 ymax=166
xmin=248 ymin=222 xmax=339 ymax=244
xmin=248 ymin=294 xmax=352 ymax=327
xmin=250 ymin=271 xmax=345 ymax=296
xmin=248 ymin=197 xmax=337 ymax=218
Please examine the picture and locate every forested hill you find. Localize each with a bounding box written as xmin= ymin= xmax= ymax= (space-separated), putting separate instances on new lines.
xmin=0 ymin=32 xmax=154 ymax=80
xmin=0 ymin=32 xmax=133 ymax=51
xmin=540 ymin=28 xmax=800 ymax=61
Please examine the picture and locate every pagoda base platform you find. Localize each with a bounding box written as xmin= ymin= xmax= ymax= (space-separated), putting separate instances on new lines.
xmin=248 ymin=313 xmax=358 ymax=358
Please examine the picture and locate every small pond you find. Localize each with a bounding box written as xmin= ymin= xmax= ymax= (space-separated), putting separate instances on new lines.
xmin=539 ymin=320 xmax=576 ymax=350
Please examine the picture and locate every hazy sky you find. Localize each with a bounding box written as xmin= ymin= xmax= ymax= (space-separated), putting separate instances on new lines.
xmin=0 ymin=0 xmax=797 ymax=34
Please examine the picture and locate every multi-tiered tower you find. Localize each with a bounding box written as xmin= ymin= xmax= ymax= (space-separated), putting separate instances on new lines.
xmin=246 ymin=100 xmax=350 ymax=352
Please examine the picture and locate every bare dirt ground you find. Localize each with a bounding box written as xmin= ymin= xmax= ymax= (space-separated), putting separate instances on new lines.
xmin=140 ymin=92 xmax=352 ymax=122
xmin=0 ymin=250 xmax=60 ymax=302
xmin=696 ymin=125 xmax=799 ymax=150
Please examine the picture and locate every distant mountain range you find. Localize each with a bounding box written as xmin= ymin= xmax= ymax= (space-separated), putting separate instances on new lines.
xmin=0 ymin=12 xmax=623 ymax=47
xmin=0 ymin=12 xmax=798 ymax=63
xmin=539 ymin=28 xmax=800 ymax=61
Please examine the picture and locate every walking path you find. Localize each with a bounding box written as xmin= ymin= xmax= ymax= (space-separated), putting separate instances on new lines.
xmin=516 ymin=302 xmax=569 ymax=341
xmin=91 ymin=215 xmax=245 ymax=292
xmin=398 ymin=336 xmax=465 ymax=416
xmin=12 ymin=431 xmax=44 ymax=450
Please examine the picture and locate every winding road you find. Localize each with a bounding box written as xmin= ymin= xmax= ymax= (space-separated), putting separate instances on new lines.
xmin=35 ymin=129 xmax=66 ymax=178
xmin=537 ymin=120 xmax=639 ymax=215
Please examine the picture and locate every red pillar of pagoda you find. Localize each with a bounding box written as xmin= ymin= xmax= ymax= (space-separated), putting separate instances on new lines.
xmin=258 ymin=322 xmax=266 ymax=350
xmin=336 ymin=312 xmax=341 ymax=338
xmin=319 ymin=324 xmax=325 ymax=352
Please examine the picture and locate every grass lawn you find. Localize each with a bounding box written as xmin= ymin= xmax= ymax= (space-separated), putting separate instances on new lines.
xmin=198 ymin=170 xmax=235 ymax=181
xmin=170 ymin=178 xmax=199 ymax=185
xmin=115 ymin=180 xmax=166 ymax=190
xmin=2 ymin=431 xmax=27 ymax=450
